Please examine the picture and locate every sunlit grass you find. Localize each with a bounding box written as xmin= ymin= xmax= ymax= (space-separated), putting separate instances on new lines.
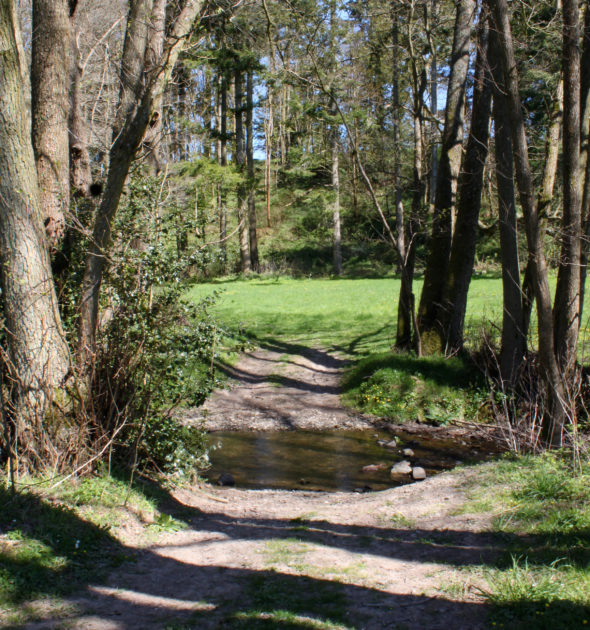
xmin=186 ymin=274 xmax=590 ymax=357
xmin=462 ymin=453 xmax=590 ymax=628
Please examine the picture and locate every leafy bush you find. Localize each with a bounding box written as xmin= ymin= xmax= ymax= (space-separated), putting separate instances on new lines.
xmin=86 ymin=171 xmax=220 ymax=475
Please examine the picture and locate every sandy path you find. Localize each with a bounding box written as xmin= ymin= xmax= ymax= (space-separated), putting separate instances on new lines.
xmin=187 ymin=345 xmax=373 ymax=431
xmin=19 ymin=347 xmax=498 ymax=630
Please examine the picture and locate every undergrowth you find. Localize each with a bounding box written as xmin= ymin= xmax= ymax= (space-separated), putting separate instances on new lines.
xmin=341 ymin=352 xmax=488 ymax=425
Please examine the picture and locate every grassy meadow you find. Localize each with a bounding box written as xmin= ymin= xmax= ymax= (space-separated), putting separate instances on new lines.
xmin=186 ymin=273 xmax=590 ymax=425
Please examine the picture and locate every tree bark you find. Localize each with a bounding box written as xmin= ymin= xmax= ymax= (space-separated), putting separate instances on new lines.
xmin=522 ymin=79 xmax=563 ymax=338
xmin=68 ymin=25 xmax=91 ymax=199
xmin=246 ymin=70 xmax=259 ymax=271
xmin=31 ymin=0 xmax=71 ymax=247
xmin=0 ymin=0 xmax=70 ymax=413
xmin=489 ymin=0 xmax=568 ymax=446
xmin=440 ymin=19 xmax=492 ymax=352
xmin=578 ymin=3 xmax=590 ymax=317
xmin=217 ymin=71 xmax=228 ymax=269
xmin=142 ymin=0 xmax=166 ymax=174
xmin=331 ymin=112 xmax=343 ymax=276
xmin=417 ymin=0 xmax=475 ymax=353
xmin=234 ymin=68 xmax=251 ymax=273
xmin=554 ymin=0 xmax=582 ymax=377
xmin=490 ymin=28 xmax=526 ymax=385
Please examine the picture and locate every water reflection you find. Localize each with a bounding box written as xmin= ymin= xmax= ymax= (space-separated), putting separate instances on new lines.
xmin=204 ymin=430 xmax=479 ymax=492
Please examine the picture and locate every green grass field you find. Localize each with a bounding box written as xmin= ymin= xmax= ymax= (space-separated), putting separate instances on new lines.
xmin=187 ymin=274 xmax=590 ymax=357
xmin=187 ymin=274 xmax=590 ymax=424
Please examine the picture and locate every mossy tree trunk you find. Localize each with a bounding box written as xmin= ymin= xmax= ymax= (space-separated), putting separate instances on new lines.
xmin=417 ymin=0 xmax=475 ymax=353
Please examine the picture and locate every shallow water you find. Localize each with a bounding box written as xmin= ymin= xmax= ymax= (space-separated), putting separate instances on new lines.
xmin=204 ymin=429 xmax=485 ymax=492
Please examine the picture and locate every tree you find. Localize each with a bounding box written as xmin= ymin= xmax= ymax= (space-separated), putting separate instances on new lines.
xmin=439 ymin=17 xmax=493 ymax=352
xmin=78 ymin=0 xmax=206 ymax=366
xmin=0 ymin=0 xmax=70 ymax=419
xmin=417 ymin=0 xmax=475 ymax=353
xmin=489 ymin=0 xmax=571 ymax=445
xmin=31 ymin=0 xmax=72 ymax=246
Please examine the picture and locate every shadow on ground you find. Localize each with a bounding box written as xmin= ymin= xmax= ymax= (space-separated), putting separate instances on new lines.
xmin=1 ymin=480 xmax=589 ymax=629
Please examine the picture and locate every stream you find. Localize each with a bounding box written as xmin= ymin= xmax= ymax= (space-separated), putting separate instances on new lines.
xmin=204 ymin=429 xmax=490 ymax=492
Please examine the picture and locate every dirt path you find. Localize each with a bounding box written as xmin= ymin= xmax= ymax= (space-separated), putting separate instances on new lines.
xmin=21 ymin=347 xmax=498 ymax=630
xmin=188 ymin=345 xmax=373 ymax=431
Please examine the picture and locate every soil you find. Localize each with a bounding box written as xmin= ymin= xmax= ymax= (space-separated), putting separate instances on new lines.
xmin=20 ymin=348 xmax=500 ymax=630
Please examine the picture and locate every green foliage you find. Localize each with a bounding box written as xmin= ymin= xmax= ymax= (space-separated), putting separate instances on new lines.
xmin=90 ymin=171 xmax=220 ymax=475
xmin=342 ymin=352 xmax=487 ymax=425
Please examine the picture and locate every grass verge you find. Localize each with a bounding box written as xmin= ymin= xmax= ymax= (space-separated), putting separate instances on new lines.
xmin=462 ymin=453 xmax=590 ymax=628
xmin=0 ymin=472 xmax=189 ymax=626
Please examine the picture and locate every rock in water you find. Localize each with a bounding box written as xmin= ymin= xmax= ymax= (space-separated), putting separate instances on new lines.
xmin=403 ymin=448 xmax=415 ymax=457
xmin=412 ymin=467 xmax=426 ymax=481
xmin=362 ymin=463 xmax=386 ymax=473
xmin=218 ymin=472 xmax=235 ymax=486
xmin=390 ymin=460 xmax=412 ymax=476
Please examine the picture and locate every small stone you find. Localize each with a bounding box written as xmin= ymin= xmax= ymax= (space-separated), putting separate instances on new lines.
xmin=402 ymin=448 xmax=415 ymax=457
xmin=391 ymin=460 xmax=412 ymax=476
xmin=217 ymin=472 xmax=235 ymax=486
xmin=384 ymin=439 xmax=399 ymax=449
xmin=362 ymin=463 xmax=386 ymax=473
xmin=412 ymin=467 xmax=427 ymax=481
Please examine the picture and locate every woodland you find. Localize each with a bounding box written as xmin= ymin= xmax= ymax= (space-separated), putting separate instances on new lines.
xmin=0 ymin=0 xmax=590 ymax=627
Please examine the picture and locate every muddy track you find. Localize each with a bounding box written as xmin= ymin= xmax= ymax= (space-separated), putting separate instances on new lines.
xmin=188 ymin=346 xmax=374 ymax=432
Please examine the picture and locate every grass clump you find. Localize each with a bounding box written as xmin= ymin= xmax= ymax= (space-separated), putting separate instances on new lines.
xmin=464 ymin=453 xmax=590 ymax=628
xmin=341 ymin=352 xmax=487 ymax=425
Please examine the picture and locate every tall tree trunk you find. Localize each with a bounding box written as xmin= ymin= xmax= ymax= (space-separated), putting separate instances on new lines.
xmin=521 ymin=79 xmax=564 ymax=337
xmin=217 ymin=71 xmax=228 ymax=270
xmin=426 ymin=0 xmax=439 ymax=209
xmin=68 ymin=18 xmax=91 ymax=199
xmin=0 ymin=0 xmax=70 ymax=415
xmin=142 ymin=0 xmax=167 ymax=174
xmin=490 ymin=28 xmax=526 ymax=385
xmin=246 ymin=70 xmax=259 ymax=271
xmin=31 ymin=0 xmax=71 ymax=247
xmin=440 ymin=20 xmax=493 ymax=352
xmin=79 ymin=0 xmax=205 ymax=365
xmin=234 ymin=68 xmax=251 ymax=273
xmin=578 ymin=3 xmax=590 ymax=317
xmin=394 ymin=5 xmax=410 ymax=348
xmin=489 ymin=0 xmax=568 ymax=446
xmin=554 ymin=0 xmax=582 ymax=377
xmin=331 ymin=112 xmax=343 ymax=276
xmin=417 ymin=0 xmax=475 ymax=353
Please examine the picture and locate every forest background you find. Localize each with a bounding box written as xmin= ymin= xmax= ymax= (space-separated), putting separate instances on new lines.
xmin=0 ymin=0 xmax=588 ymax=475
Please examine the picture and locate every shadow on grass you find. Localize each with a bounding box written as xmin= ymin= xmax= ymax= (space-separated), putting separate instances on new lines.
xmin=1 ymin=477 xmax=589 ymax=629
xmin=340 ymin=351 xmax=483 ymax=394
xmin=0 ymin=485 xmax=128 ymax=607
